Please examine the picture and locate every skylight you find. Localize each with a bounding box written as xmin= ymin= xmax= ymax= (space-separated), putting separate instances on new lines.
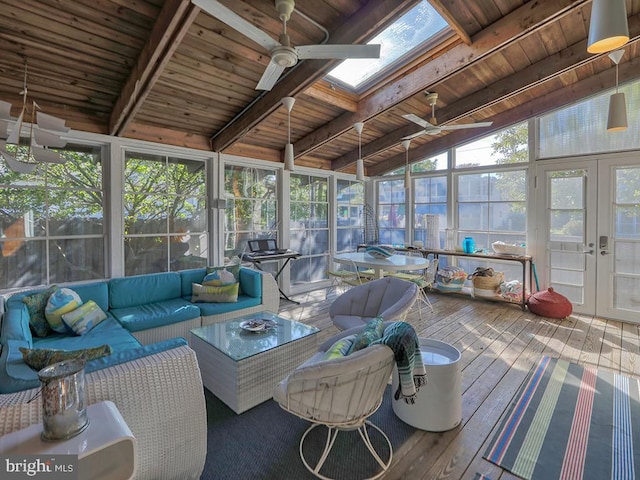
xmin=326 ymin=1 xmax=449 ymax=89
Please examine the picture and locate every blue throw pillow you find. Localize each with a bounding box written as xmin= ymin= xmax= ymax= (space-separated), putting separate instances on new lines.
xmin=347 ymin=317 xmax=385 ymax=355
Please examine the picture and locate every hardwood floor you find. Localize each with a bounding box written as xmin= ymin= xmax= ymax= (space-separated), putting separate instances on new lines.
xmin=276 ymin=287 xmax=640 ymax=480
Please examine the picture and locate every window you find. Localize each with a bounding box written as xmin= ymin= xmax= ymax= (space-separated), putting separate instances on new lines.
xmin=336 ymin=179 xmax=365 ymax=252
xmin=412 ymin=152 xmax=448 ymax=172
xmin=414 ymin=175 xmax=447 ymax=247
xmin=326 ymin=1 xmax=449 ymax=90
xmin=539 ymin=79 xmax=640 ymax=158
xmin=123 ymin=152 xmax=207 ymax=276
xmin=377 ymin=179 xmax=406 ymax=245
xmin=290 ymin=174 xmax=329 ymax=286
xmin=0 ymin=145 xmax=105 ymax=288
xmin=223 ymin=165 xmax=278 ymax=260
xmin=455 ymin=123 xmax=528 ymax=168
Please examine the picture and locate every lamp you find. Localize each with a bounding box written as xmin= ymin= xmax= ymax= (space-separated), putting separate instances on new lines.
xmin=402 ymin=139 xmax=411 ymax=189
xmin=607 ymin=49 xmax=627 ymax=132
xmin=282 ymin=97 xmax=295 ymax=170
xmin=587 ymin=0 xmax=629 ymax=54
xmin=353 ymin=122 xmax=365 ymax=181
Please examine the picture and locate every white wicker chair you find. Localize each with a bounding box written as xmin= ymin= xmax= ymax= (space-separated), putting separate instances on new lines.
xmin=329 ymin=276 xmax=418 ymax=331
xmin=273 ymin=344 xmax=396 ymax=480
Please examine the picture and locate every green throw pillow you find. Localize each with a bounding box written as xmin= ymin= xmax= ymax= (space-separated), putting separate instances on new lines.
xmin=347 ymin=317 xmax=385 ymax=355
xmin=22 ymin=286 xmax=59 ymax=338
xmin=324 ymin=334 xmax=358 ymax=360
xmin=191 ymin=282 xmax=239 ymax=303
xmin=61 ymin=300 xmax=108 ymax=335
xmin=19 ymin=345 xmax=112 ymax=371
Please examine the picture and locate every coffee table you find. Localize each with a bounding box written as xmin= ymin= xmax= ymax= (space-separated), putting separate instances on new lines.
xmin=190 ymin=312 xmax=319 ymax=414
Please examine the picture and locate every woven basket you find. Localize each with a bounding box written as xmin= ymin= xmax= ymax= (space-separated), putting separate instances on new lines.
xmin=472 ymin=272 xmax=504 ymax=291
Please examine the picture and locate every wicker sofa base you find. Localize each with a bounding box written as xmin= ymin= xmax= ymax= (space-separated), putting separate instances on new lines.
xmin=0 ymin=345 xmax=207 ymax=480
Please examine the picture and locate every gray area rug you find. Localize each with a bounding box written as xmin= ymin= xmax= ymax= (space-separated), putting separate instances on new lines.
xmin=200 ymin=386 xmax=417 ymax=479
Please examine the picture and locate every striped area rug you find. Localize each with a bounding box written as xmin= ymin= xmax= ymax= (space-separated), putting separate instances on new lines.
xmin=485 ymin=356 xmax=640 ymax=480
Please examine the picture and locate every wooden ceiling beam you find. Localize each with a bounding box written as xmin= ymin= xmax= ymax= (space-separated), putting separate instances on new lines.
xmin=209 ymin=0 xmax=412 ymax=152
xmin=110 ymin=0 xmax=200 ymax=135
xmin=295 ymin=0 xmax=588 ymax=161
xmin=429 ymin=0 xmax=472 ymax=45
xmin=332 ymin=17 xmax=640 ymax=171
xmin=366 ymin=54 xmax=640 ymax=176
xmin=302 ymin=80 xmax=359 ymax=112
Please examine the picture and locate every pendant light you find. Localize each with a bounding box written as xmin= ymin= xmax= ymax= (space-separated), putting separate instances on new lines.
xmin=587 ymin=0 xmax=629 ymax=54
xmin=353 ymin=122 xmax=365 ymax=181
xmin=607 ymin=49 xmax=627 ymax=132
xmin=282 ymin=97 xmax=295 ymax=170
xmin=402 ymin=139 xmax=411 ymax=189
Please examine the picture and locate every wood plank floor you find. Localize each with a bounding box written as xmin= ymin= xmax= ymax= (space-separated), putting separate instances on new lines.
xmin=276 ymin=287 xmax=640 ymax=480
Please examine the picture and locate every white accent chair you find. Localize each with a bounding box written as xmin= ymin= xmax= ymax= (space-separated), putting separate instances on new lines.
xmin=273 ymin=338 xmax=396 ymax=480
xmin=329 ymin=276 xmax=419 ymax=331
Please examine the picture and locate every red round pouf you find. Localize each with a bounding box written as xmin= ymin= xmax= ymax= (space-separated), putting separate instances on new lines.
xmin=527 ymin=287 xmax=573 ymax=318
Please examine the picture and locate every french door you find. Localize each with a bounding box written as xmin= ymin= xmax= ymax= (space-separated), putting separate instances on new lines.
xmin=537 ymin=154 xmax=640 ymax=323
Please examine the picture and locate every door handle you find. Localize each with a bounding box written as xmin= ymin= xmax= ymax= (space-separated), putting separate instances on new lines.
xmin=600 ymin=250 xmax=609 ymax=255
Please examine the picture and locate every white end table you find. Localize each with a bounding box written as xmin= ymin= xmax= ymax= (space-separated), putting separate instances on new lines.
xmin=0 ymin=401 xmax=136 ymax=480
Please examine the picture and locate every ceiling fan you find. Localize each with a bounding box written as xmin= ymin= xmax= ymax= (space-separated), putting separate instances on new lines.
xmin=192 ymin=0 xmax=381 ymax=91
xmin=401 ymin=92 xmax=493 ymax=140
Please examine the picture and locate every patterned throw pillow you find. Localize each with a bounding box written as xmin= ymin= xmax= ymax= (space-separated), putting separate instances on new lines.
xmin=45 ymin=288 xmax=83 ymax=333
xmin=324 ymin=334 xmax=358 ymax=360
xmin=191 ymin=282 xmax=239 ymax=303
xmin=61 ymin=300 xmax=108 ymax=335
xmin=347 ymin=316 xmax=385 ymax=355
xmin=19 ymin=345 xmax=112 ymax=371
xmin=22 ymin=285 xmax=59 ymax=338
xmin=204 ymin=264 xmax=241 ymax=286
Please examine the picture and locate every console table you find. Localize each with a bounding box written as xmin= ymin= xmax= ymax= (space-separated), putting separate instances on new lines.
xmin=358 ymin=245 xmax=532 ymax=310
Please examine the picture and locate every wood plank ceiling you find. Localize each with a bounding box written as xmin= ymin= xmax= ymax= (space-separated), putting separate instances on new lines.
xmin=1 ymin=0 xmax=639 ymax=176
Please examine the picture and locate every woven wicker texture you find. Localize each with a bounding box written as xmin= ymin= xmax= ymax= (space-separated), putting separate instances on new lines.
xmin=0 ymin=346 xmax=207 ymax=480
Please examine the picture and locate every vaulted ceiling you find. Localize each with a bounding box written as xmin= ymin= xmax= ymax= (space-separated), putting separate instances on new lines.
xmin=1 ymin=0 xmax=639 ymax=176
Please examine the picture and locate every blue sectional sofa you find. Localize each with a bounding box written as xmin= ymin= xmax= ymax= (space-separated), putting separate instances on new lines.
xmin=0 ymin=266 xmax=279 ymax=394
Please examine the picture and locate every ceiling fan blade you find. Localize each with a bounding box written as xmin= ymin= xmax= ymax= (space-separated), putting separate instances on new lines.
xmin=401 ymin=130 xmax=428 ymax=141
xmin=255 ymin=61 xmax=286 ymax=91
xmin=439 ymin=121 xmax=494 ymax=131
xmin=296 ymin=44 xmax=381 ymax=60
xmin=192 ymin=0 xmax=281 ymax=52
xmin=402 ymin=113 xmax=436 ymax=129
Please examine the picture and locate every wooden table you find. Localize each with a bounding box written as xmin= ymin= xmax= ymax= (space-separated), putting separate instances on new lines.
xmin=333 ymin=251 xmax=429 ymax=279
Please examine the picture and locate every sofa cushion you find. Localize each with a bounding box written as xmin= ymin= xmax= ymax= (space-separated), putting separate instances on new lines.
xmin=45 ymin=288 xmax=83 ymax=333
xmin=20 ymin=344 xmax=112 ymax=371
xmin=239 ymin=268 xmax=261 ymax=298
xmin=22 ymin=286 xmax=58 ymax=337
xmin=109 ymin=272 xmax=182 ymax=309
xmin=191 ymin=283 xmax=239 ymax=303
xmin=195 ymin=295 xmax=261 ymax=317
xmin=62 ymin=300 xmax=108 ymax=335
xmin=180 ymin=268 xmax=207 ymax=297
xmin=110 ymin=298 xmax=201 ymax=332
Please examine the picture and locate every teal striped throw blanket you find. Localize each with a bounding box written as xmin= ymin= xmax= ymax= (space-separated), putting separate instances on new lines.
xmin=373 ymin=322 xmax=426 ymax=403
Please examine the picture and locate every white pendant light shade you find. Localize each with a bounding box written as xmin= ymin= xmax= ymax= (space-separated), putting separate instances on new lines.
xmin=606 ymin=49 xmax=627 ymax=132
xmin=282 ymin=97 xmax=296 ymax=170
xmin=402 ymin=139 xmax=411 ymax=189
xmin=284 ymin=143 xmax=295 ymax=170
xmin=587 ymin=0 xmax=629 ymax=54
xmin=356 ymin=158 xmax=365 ymax=181
xmin=353 ymin=122 xmax=365 ymax=181
xmin=607 ymin=92 xmax=627 ymax=131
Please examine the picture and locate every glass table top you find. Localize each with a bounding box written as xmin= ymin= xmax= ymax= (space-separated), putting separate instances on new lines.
xmin=190 ymin=311 xmax=319 ymax=361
